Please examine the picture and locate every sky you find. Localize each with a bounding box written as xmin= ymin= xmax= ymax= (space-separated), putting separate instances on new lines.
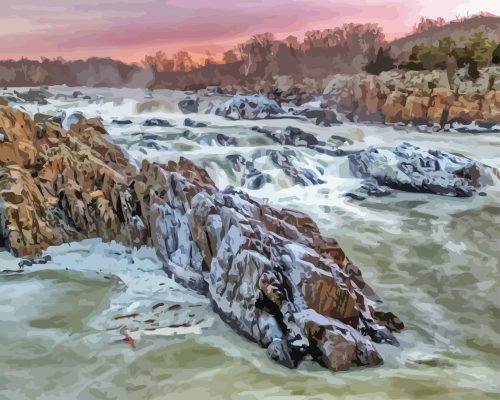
xmin=1 ymin=0 xmax=498 ymax=62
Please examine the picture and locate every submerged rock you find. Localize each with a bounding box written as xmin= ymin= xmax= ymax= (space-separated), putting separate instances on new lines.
xmin=345 ymin=180 xmax=392 ymax=201
xmin=345 ymin=192 xmax=367 ymax=201
xmin=296 ymin=108 xmax=340 ymax=126
xmin=182 ymin=129 xmax=198 ymax=141
xmin=18 ymin=254 xmax=52 ymax=268
xmin=216 ymin=133 xmax=237 ymax=146
xmin=112 ymin=119 xmax=133 ymax=125
xmin=178 ymin=98 xmax=199 ymax=114
xmin=60 ymin=111 xmax=85 ymax=130
xmin=184 ymin=118 xmax=208 ymax=128
xmin=348 ymin=142 xmax=492 ymax=197
xmin=144 ymin=118 xmax=174 ymax=127
xmin=360 ymin=180 xmax=392 ymax=197
xmin=0 ymin=105 xmax=402 ymax=373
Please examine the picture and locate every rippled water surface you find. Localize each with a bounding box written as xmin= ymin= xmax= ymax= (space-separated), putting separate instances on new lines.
xmin=0 ymin=86 xmax=499 ymax=400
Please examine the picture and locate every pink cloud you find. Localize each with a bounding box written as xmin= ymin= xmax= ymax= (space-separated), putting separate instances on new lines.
xmin=1 ymin=0 xmax=498 ymax=61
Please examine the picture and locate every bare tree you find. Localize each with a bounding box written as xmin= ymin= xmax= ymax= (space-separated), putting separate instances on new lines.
xmin=142 ymin=51 xmax=174 ymax=72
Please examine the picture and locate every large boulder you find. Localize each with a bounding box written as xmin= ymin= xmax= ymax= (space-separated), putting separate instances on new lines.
xmin=348 ymin=142 xmax=492 ymax=197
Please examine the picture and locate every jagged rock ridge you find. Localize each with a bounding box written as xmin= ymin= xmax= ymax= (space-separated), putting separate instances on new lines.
xmin=0 ymin=105 xmax=403 ymax=372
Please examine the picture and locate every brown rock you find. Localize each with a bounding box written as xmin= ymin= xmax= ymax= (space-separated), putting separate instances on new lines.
xmin=402 ymin=95 xmax=430 ymax=122
xmin=382 ymin=91 xmax=406 ymax=123
xmin=448 ymin=95 xmax=482 ymax=123
xmin=322 ymin=68 xmax=498 ymax=125
xmin=481 ymin=90 xmax=500 ymax=123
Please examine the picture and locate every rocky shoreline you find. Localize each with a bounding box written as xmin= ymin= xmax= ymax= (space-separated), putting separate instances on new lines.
xmin=0 ymin=103 xmax=404 ymax=372
xmin=220 ymin=66 xmax=500 ymax=128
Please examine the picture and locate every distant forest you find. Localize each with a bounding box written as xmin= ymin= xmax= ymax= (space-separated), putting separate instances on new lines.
xmin=0 ymin=14 xmax=498 ymax=89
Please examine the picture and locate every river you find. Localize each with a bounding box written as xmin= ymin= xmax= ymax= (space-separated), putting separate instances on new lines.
xmin=0 ymin=86 xmax=498 ymax=400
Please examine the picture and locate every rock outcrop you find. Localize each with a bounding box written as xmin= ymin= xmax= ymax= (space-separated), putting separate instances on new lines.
xmin=348 ymin=142 xmax=493 ymax=197
xmin=322 ymin=67 xmax=500 ymax=127
xmin=211 ymin=94 xmax=285 ymax=120
xmin=0 ymin=105 xmax=403 ymax=372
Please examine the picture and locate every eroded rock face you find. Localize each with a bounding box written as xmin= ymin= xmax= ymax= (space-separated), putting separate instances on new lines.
xmin=0 ymin=105 xmax=403 ymax=372
xmin=348 ymin=142 xmax=492 ymax=197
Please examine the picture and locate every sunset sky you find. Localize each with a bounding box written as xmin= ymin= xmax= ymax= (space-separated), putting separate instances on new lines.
xmin=1 ymin=0 xmax=499 ymax=62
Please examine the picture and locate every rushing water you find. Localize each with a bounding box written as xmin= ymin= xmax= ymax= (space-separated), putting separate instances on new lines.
xmin=0 ymin=86 xmax=499 ymax=400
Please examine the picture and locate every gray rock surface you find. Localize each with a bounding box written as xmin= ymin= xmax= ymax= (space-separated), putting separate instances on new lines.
xmin=348 ymin=142 xmax=492 ymax=197
xmin=214 ymin=94 xmax=285 ymax=120
xmin=178 ymin=98 xmax=199 ymax=114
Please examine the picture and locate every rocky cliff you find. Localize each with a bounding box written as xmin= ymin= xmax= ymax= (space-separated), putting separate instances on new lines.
xmin=322 ymin=67 xmax=500 ymax=126
xmin=245 ymin=66 xmax=500 ymax=127
xmin=0 ymin=104 xmax=403 ymax=372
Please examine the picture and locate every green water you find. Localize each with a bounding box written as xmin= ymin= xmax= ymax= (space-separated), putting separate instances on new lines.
xmin=1 ymin=200 xmax=498 ymax=400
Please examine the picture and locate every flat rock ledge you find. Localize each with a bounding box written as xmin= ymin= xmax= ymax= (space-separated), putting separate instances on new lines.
xmin=0 ymin=105 xmax=403 ymax=372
